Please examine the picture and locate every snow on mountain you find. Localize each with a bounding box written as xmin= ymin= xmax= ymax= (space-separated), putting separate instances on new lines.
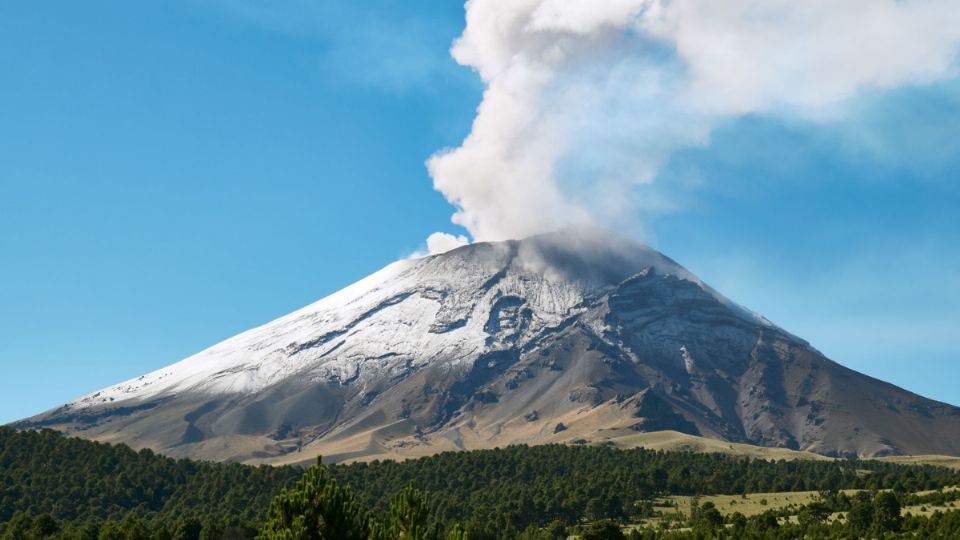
xmin=18 ymin=229 xmax=960 ymax=462
xmin=71 ymin=229 xmax=738 ymax=406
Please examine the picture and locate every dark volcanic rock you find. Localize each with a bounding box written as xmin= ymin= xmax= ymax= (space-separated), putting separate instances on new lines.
xmin=15 ymin=229 xmax=960 ymax=462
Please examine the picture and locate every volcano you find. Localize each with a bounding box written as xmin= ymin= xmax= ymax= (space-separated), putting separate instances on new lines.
xmin=17 ymin=229 xmax=960 ymax=463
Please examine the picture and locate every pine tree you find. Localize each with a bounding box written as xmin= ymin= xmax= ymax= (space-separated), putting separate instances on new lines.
xmin=848 ymin=491 xmax=875 ymax=532
xmin=389 ymin=483 xmax=434 ymax=540
xmin=579 ymin=520 xmax=625 ymax=540
xmin=443 ymin=523 xmax=467 ymax=540
xmin=257 ymin=459 xmax=371 ymax=540
xmin=873 ymin=491 xmax=902 ymax=533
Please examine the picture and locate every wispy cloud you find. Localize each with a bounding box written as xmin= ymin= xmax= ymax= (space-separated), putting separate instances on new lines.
xmin=217 ymin=0 xmax=461 ymax=92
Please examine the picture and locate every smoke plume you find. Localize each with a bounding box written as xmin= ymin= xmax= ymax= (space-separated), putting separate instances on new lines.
xmin=425 ymin=0 xmax=960 ymax=252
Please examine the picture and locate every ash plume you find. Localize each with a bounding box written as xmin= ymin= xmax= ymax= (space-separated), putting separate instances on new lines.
xmin=425 ymin=0 xmax=960 ymax=251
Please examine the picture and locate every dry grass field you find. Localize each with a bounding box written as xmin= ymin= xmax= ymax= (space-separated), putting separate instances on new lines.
xmin=632 ymin=485 xmax=960 ymax=530
xmin=877 ymin=455 xmax=960 ymax=470
xmin=666 ymin=491 xmax=824 ymax=517
xmin=587 ymin=430 xmax=833 ymax=461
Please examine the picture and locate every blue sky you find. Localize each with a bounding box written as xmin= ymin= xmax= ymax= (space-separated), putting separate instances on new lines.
xmin=1 ymin=1 xmax=958 ymax=423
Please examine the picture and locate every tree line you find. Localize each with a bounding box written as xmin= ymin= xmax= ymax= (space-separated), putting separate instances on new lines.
xmin=325 ymin=443 xmax=960 ymax=534
xmin=3 ymin=427 xmax=960 ymax=539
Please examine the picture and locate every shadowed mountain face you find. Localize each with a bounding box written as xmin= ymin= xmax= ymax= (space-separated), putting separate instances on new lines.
xmin=16 ymin=229 xmax=960 ymax=463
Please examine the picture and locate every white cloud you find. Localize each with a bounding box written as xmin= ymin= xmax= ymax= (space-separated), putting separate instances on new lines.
xmin=426 ymin=232 xmax=470 ymax=255
xmin=645 ymin=0 xmax=960 ymax=113
xmin=426 ymin=0 xmax=960 ymax=243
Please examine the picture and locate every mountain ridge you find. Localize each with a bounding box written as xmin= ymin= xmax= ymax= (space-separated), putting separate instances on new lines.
xmin=16 ymin=228 xmax=960 ymax=462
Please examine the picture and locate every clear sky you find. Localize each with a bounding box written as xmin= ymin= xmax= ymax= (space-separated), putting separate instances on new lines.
xmin=1 ymin=1 xmax=958 ymax=423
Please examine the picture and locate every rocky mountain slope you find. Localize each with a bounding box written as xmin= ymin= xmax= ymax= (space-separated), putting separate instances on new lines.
xmin=16 ymin=229 xmax=960 ymax=463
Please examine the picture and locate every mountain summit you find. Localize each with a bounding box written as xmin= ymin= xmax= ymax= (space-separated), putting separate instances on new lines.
xmin=18 ymin=229 xmax=960 ymax=462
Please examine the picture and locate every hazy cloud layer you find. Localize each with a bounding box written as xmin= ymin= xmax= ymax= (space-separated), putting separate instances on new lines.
xmin=427 ymin=0 xmax=960 ymax=245
xmin=220 ymin=0 xmax=459 ymax=92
